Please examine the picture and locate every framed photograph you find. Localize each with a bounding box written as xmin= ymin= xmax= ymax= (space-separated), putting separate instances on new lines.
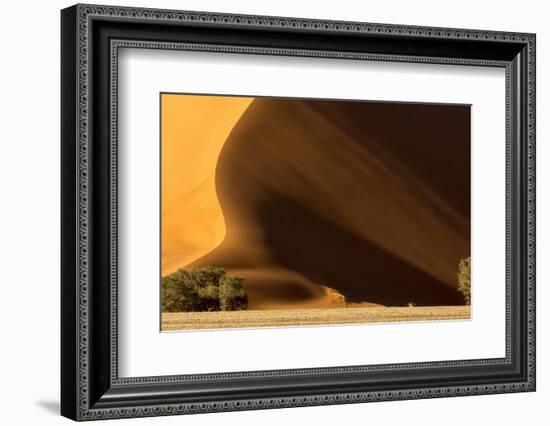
xmin=61 ymin=4 xmax=536 ymax=421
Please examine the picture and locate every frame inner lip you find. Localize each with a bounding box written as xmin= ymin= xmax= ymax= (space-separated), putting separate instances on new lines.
xmin=109 ymin=38 xmax=512 ymax=385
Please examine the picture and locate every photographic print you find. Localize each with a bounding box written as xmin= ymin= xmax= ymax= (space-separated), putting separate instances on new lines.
xmin=160 ymin=94 xmax=472 ymax=331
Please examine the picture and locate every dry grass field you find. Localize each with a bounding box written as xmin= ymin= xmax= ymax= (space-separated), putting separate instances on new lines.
xmin=161 ymin=305 xmax=470 ymax=331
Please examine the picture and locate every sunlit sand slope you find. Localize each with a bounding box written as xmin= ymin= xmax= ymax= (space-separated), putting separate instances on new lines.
xmin=161 ymin=95 xmax=253 ymax=274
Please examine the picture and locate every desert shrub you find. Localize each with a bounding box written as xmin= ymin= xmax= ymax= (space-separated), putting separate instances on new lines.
xmin=219 ymin=275 xmax=248 ymax=311
xmin=457 ymin=257 xmax=471 ymax=305
xmin=161 ymin=269 xmax=199 ymax=312
xmin=162 ymin=266 xmax=248 ymax=312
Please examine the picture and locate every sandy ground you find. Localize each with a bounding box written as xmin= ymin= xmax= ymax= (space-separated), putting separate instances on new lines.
xmin=161 ymin=305 xmax=470 ymax=331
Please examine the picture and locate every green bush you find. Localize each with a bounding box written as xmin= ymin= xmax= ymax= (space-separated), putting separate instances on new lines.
xmin=162 ymin=266 xmax=248 ymax=312
xmin=219 ymin=275 xmax=247 ymax=311
xmin=457 ymin=257 xmax=471 ymax=305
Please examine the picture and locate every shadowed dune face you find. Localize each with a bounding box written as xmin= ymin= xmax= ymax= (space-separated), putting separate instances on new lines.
xmin=191 ymin=98 xmax=470 ymax=308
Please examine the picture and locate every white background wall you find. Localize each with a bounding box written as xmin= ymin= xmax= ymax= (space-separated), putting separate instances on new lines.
xmin=0 ymin=0 xmax=546 ymax=424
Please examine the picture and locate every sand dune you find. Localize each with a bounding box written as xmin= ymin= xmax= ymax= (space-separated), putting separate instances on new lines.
xmin=189 ymin=99 xmax=470 ymax=308
xmin=161 ymin=95 xmax=253 ymax=273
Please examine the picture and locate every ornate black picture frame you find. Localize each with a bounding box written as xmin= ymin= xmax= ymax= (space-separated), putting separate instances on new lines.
xmin=61 ymin=4 xmax=536 ymax=421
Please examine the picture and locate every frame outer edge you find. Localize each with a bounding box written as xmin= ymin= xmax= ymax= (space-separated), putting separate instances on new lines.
xmin=66 ymin=4 xmax=536 ymax=420
xmin=527 ymin=33 xmax=536 ymax=390
xmin=61 ymin=4 xmax=80 ymax=422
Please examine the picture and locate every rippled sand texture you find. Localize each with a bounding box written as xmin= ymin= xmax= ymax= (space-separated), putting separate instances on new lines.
xmin=162 ymin=95 xmax=470 ymax=310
